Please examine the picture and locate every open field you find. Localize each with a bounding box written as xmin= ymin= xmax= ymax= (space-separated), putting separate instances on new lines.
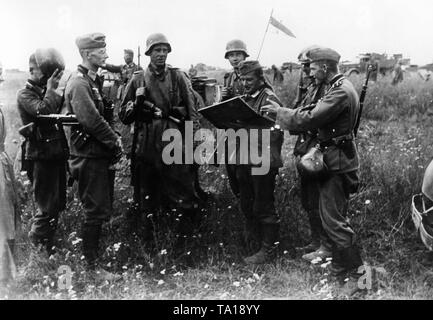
xmin=1 ymin=69 xmax=433 ymax=300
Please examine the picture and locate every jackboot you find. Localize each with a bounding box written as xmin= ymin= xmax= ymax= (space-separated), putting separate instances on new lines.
xmin=243 ymin=219 xmax=262 ymax=254
xmin=82 ymin=224 xmax=121 ymax=282
xmin=336 ymin=245 xmax=366 ymax=297
xmin=302 ymin=244 xmax=332 ymax=262
xmin=244 ymin=223 xmax=279 ymax=265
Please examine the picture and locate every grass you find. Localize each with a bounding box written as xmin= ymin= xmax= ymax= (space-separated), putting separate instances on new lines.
xmin=1 ymin=70 xmax=433 ymax=300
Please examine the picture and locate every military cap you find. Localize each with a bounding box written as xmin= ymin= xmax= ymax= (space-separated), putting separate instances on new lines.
xmin=306 ymin=46 xmax=341 ymax=63
xmin=297 ymin=45 xmax=321 ymax=63
xmin=238 ymin=60 xmax=263 ymax=76
xmin=124 ymin=49 xmax=134 ymax=55
xmin=145 ymin=33 xmax=171 ymax=56
xmin=75 ymin=32 xmax=106 ymax=50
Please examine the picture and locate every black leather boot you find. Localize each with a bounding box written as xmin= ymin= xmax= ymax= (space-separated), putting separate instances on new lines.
xmin=82 ymin=224 xmax=102 ymax=270
xmin=244 ymin=223 xmax=279 ymax=265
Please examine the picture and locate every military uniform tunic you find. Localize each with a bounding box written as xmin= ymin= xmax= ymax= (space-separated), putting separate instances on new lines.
xmin=16 ymin=80 xmax=68 ymax=246
xmin=119 ymin=64 xmax=201 ymax=213
xmin=233 ymin=85 xmax=284 ymax=226
xmin=63 ymin=65 xmax=119 ymax=225
xmin=276 ymin=74 xmax=360 ymax=249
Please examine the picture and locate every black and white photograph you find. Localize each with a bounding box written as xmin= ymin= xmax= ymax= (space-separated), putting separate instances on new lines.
xmin=1 ymin=0 xmax=433 ymax=304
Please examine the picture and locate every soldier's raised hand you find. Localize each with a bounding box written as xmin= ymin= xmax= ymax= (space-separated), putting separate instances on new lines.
xmin=47 ymin=68 xmax=64 ymax=91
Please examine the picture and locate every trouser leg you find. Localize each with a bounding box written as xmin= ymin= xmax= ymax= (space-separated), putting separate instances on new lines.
xmin=69 ymin=157 xmax=112 ymax=266
xmin=318 ymin=172 xmax=363 ymax=273
xmin=29 ymin=160 xmax=66 ymax=254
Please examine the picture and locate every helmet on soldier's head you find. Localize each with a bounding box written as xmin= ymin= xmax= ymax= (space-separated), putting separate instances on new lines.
xmin=34 ymin=48 xmax=65 ymax=77
xmin=145 ymin=33 xmax=172 ymax=56
xmin=224 ymin=39 xmax=249 ymax=59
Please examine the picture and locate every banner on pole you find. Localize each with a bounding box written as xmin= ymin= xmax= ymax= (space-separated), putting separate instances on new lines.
xmin=269 ymin=15 xmax=296 ymax=38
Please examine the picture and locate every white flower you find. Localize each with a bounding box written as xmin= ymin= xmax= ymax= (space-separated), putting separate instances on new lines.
xmin=160 ymin=249 xmax=167 ymax=255
xmin=157 ymin=279 xmax=165 ymax=285
xmin=365 ymin=199 xmax=371 ymax=205
xmin=160 ymin=269 xmax=166 ymax=275
xmin=204 ymin=284 xmax=209 ymax=289
xmin=173 ymin=272 xmax=184 ymax=277
xmin=233 ymin=281 xmax=240 ymax=287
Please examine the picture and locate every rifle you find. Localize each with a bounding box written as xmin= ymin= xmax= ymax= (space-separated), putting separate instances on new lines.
xmin=137 ymin=46 xmax=141 ymax=68
xmin=36 ymin=114 xmax=79 ymax=126
xmin=353 ymin=64 xmax=375 ymax=137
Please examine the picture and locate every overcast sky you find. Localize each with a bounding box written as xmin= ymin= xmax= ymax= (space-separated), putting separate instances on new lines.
xmin=0 ymin=0 xmax=432 ymax=71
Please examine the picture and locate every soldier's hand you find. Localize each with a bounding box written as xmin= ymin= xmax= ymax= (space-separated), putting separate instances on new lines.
xmin=153 ymin=106 xmax=163 ymax=119
xmin=260 ymin=99 xmax=280 ymax=118
xmin=47 ymin=68 xmax=64 ymax=91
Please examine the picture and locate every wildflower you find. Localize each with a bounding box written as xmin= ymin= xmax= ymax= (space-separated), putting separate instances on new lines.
xmin=157 ymin=279 xmax=165 ymax=285
xmin=365 ymin=200 xmax=371 ymax=205
xmin=173 ymin=272 xmax=184 ymax=277
xmin=204 ymin=284 xmax=209 ymax=289
xmin=160 ymin=249 xmax=167 ymax=255
xmin=160 ymin=269 xmax=166 ymax=275
xmin=233 ymin=281 xmax=240 ymax=287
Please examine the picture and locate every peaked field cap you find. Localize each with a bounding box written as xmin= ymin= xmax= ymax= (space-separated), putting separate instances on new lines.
xmin=238 ymin=60 xmax=263 ymax=75
xmin=297 ymin=44 xmax=321 ymax=62
xmin=75 ymin=33 xmax=106 ymax=49
xmin=306 ymin=46 xmax=341 ymax=63
xmin=124 ymin=49 xmax=134 ymax=55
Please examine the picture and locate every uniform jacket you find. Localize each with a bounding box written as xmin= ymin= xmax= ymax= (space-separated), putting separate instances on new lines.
xmin=63 ymin=65 xmax=119 ymax=159
xmin=277 ymin=74 xmax=360 ymax=173
xmin=292 ymin=82 xmax=327 ymax=157
xmin=229 ymin=85 xmax=285 ymax=168
xmin=119 ymin=64 xmax=199 ymax=163
xmin=16 ymin=80 xmax=68 ymax=160
xmin=222 ymin=68 xmax=245 ymax=101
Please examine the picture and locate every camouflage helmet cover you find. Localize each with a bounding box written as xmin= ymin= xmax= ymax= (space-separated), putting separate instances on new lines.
xmin=224 ymin=39 xmax=249 ymax=59
xmin=145 ymin=33 xmax=172 ymax=56
xmin=34 ymin=48 xmax=65 ymax=77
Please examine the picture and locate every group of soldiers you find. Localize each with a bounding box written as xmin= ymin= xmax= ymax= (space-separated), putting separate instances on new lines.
xmin=14 ymin=32 xmax=366 ymax=294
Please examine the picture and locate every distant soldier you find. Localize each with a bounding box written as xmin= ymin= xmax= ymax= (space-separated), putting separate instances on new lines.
xmin=63 ymin=33 xmax=123 ymax=280
xmin=262 ymin=47 xmax=366 ymax=295
xmin=101 ymin=49 xmax=142 ymax=89
xmin=101 ymin=49 xmax=143 ymax=157
xmin=291 ymin=47 xmax=332 ymax=262
xmin=16 ymin=49 xmax=68 ymax=256
xmin=188 ymin=64 xmax=198 ymax=78
xmin=271 ymin=64 xmax=284 ymax=85
xmin=392 ymin=60 xmax=404 ymax=85
xmin=234 ymin=60 xmax=286 ymax=265
xmin=119 ymin=33 xmax=201 ymax=245
xmin=221 ymin=39 xmax=249 ymax=201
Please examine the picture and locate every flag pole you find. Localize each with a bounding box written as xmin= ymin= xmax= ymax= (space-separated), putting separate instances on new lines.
xmin=256 ymin=8 xmax=273 ymax=60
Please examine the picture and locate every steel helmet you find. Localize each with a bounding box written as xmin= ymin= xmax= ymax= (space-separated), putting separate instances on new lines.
xmin=224 ymin=39 xmax=249 ymax=59
xmin=34 ymin=48 xmax=65 ymax=77
xmin=145 ymin=33 xmax=172 ymax=56
xmin=411 ymin=159 xmax=433 ymax=251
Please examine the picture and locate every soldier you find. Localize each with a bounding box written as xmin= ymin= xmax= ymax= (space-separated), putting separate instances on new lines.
xmin=119 ymin=33 xmax=201 ymax=245
xmin=100 ymin=49 xmax=143 ymax=158
xmin=392 ymin=59 xmax=404 ymax=85
xmin=261 ymin=47 xmax=365 ymax=295
xmin=271 ymin=64 xmax=284 ymax=85
xmin=101 ymin=49 xmax=142 ymax=88
xmin=291 ymin=48 xmax=332 ymax=262
xmin=16 ymin=49 xmax=68 ymax=256
xmin=63 ymin=33 xmax=123 ymax=279
xmin=221 ymin=39 xmax=249 ymax=200
xmin=232 ymin=60 xmax=285 ymax=265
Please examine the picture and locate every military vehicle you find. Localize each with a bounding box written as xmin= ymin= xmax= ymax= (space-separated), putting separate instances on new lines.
xmin=340 ymin=53 xmax=410 ymax=77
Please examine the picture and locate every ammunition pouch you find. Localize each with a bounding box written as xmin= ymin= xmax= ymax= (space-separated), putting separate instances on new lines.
xmin=320 ymin=133 xmax=355 ymax=160
xmin=70 ymin=128 xmax=91 ymax=150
